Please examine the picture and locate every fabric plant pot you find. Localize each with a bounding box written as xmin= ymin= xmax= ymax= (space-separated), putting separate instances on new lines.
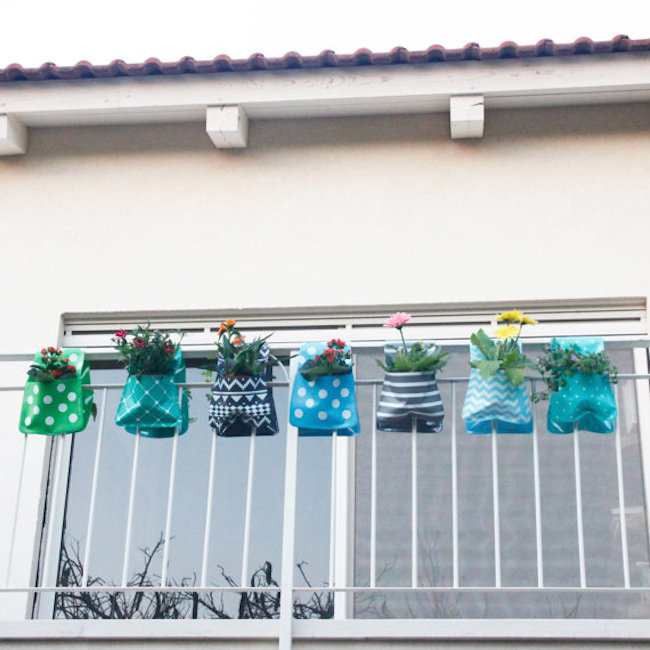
xmin=376 ymin=343 xmax=444 ymax=433
xmin=115 ymin=351 xmax=189 ymax=438
xmin=289 ymin=342 xmax=359 ymax=437
xmin=462 ymin=343 xmax=533 ymax=434
xmin=547 ymin=336 xmax=617 ymax=434
xmin=208 ymin=343 xmax=279 ymax=437
xmin=19 ymin=348 xmax=94 ymax=435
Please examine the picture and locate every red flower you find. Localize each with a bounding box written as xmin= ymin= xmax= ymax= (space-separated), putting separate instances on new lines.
xmin=164 ymin=343 xmax=176 ymax=355
xmin=133 ymin=339 xmax=146 ymax=348
xmin=115 ymin=329 xmax=127 ymax=338
xmin=48 ymin=346 xmax=56 ymax=352
xmin=51 ymin=370 xmax=63 ymax=376
xmin=41 ymin=348 xmax=47 ymax=354
xmin=67 ymin=365 xmax=76 ymax=372
xmin=57 ymin=349 xmax=62 ymax=355
xmin=314 ymin=354 xmax=320 ymax=361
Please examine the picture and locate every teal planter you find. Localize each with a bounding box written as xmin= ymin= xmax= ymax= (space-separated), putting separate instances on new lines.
xmin=547 ymin=337 xmax=617 ymax=434
xmin=115 ymin=351 xmax=189 ymax=438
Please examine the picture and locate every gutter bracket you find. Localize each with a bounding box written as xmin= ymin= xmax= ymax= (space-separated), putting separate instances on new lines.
xmin=449 ymin=95 xmax=484 ymax=139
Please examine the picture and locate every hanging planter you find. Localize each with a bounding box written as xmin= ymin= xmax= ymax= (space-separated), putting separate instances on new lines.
xmin=533 ymin=336 xmax=618 ymax=434
xmin=113 ymin=326 xmax=189 ymax=438
xmin=289 ymin=340 xmax=359 ymax=437
xmin=19 ymin=347 xmax=94 ymax=435
xmin=208 ymin=320 xmax=279 ymax=437
xmin=462 ymin=310 xmax=537 ymax=434
xmin=375 ymin=312 xmax=449 ymax=433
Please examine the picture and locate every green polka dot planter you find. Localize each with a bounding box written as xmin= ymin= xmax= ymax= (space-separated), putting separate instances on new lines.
xmin=115 ymin=351 xmax=189 ymax=439
xmin=19 ymin=348 xmax=94 ymax=435
xmin=548 ymin=337 xmax=617 ymax=434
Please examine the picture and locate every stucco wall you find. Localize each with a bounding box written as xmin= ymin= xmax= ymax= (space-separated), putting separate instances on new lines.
xmin=0 ymin=103 xmax=648 ymax=348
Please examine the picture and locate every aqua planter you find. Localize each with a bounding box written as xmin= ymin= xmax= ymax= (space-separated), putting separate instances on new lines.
xmin=208 ymin=343 xmax=279 ymax=437
xmin=19 ymin=348 xmax=94 ymax=435
xmin=115 ymin=351 xmax=189 ymax=438
xmin=547 ymin=337 xmax=617 ymax=434
xmin=289 ymin=342 xmax=359 ymax=437
xmin=462 ymin=343 xmax=533 ymax=434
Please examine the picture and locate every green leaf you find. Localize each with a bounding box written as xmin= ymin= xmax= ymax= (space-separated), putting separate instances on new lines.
xmin=471 ymin=329 xmax=497 ymax=360
xmin=475 ymin=359 xmax=502 ymax=379
xmin=504 ymin=365 xmax=525 ymax=386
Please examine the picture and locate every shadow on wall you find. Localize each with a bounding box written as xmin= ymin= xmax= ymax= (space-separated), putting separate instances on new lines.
xmin=13 ymin=102 xmax=650 ymax=160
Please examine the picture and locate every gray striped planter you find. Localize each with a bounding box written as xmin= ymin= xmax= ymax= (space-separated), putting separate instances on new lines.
xmin=376 ymin=371 xmax=444 ymax=433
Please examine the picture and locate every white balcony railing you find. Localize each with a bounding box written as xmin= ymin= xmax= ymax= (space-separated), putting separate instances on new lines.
xmin=1 ymin=349 xmax=650 ymax=648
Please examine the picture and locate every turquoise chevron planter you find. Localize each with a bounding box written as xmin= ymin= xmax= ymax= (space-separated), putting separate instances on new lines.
xmin=462 ymin=343 xmax=533 ymax=434
xmin=547 ymin=337 xmax=617 ymax=434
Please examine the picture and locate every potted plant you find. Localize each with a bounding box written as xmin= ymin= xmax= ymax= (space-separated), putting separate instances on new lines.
xmin=376 ymin=312 xmax=450 ymax=433
xmin=462 ymin=310 xmax=538 ymax=433
xmin=208 ymin=320 xmax=279 ymax=437
xmin=289 ymin=339 xmax=359 ymax=436
xmin=533 ymin=336 xmax=618 ymax=433
xmin=19 ymin=346 xmax=95 ymax=435
xmin=113 ymin=325 xmax=189 ymax=438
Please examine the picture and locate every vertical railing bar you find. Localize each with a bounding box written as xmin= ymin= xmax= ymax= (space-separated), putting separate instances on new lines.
xmin=492 ymin=420 xmax=501 ymax=588
xmin=574 ymin=424 xmax=587 ymax=588
xmin=81 ymin=388 xmax=108 ymax=588
xmin=451 ymin=382 xmax=459 ymax=589
xmin=241 ymin=428 xmax=257 ymax=588
xmin=329 ymin=430 xmax=338 ymax=588
xmin=41 ymin=435 xmax=68 ymax=590
xmin=531 ymin=380 xmax=544 ymax=588
xmin=411 ymin=418 xmax=418 ymax=589
xmin=200 ymin=431 xmax=218 ymax=588
xmin=121 ymin=429 xmax=141 ymax=587
xmin=161 ymin=395 xmax=182 ymax=587
xmin=614 ymin=384 xmax=631 ymax=588
xmin=5 ymin=433 xmax=28 ymax=586
xmin=370 ymin=385 xmax=377 ymax=589
xmin=279 ymin=356 xmax=299 ymax=650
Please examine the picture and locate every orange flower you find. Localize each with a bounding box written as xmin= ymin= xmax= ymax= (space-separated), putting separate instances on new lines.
xmin=225 ymin=319 xmax=236 ymax=327
xmin=218 ymin=322 xmax=227 ymax=336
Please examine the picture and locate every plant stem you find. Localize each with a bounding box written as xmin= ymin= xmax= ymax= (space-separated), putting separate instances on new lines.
xmin=398 ymin=326 xmax=408 ymax=355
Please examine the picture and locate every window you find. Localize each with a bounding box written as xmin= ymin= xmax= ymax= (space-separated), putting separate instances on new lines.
xmin=7 ymin=300 xmax=650 ymax=623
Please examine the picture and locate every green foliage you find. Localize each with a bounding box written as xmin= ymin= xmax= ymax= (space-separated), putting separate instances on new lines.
xmin=27 ymin=347 xmax=77 ymax=382
xmin=469 ymin=328 xmax=536 ymax=387
xmin=300 ymin=339 xmax=353 ymax=382
xmin=112 ymin=324 xmax=182 ymax=377
xmin=213 ymin=320 xmax=275 ymax=377
xmin=531 ymin=342 xmax=618 ymax=402
xmin=377 ymin=342 xmax=450 ymax=373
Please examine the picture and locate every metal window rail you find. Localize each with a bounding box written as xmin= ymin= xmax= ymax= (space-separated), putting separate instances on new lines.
xmin=2 ymin=373 xmax=650 ymax=638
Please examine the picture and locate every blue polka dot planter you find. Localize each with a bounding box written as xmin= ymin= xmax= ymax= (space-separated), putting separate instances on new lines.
xmin=115 ymin=351 xmax=189 ymax=438
xmin=19 ymin=348 xmax=94 ymax=435
xmin=462 ymin=344 xmax=533 ymax=434
xmin=547 ymin=337 xmax=617 ymax=434
xmin=289 ymin=343 xmax=359 ymax=437
xmin=209 ymin=343 xmax=279 ymax=437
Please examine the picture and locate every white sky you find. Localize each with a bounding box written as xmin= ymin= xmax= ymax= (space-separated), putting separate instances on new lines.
xmin=1 ymin=0 xmax=648 ymax=69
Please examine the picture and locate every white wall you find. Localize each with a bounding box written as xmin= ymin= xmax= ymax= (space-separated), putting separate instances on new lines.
xmin=0 ymin=103 xmax=648 ymax=348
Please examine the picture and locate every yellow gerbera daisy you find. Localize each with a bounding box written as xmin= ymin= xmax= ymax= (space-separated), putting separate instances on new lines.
xmin=496 ymin=310 xmax=524 ymax=323
xmin=494 ymin=324 xmax=520 ymax=340
xmin=520 ymin=315 xmax=538 ymax=325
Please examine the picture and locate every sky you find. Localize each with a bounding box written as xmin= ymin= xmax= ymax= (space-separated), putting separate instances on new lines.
xmin=1 ymin=0 xmax=648 ymax=69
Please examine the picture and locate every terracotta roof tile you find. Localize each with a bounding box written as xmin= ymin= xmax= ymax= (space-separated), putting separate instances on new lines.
xmin=0 ymin=36 xmax=648 ymax=83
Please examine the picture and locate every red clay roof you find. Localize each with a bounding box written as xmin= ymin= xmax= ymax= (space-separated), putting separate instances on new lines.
xmin=1 ymin=35 xmax=648 ymax=83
